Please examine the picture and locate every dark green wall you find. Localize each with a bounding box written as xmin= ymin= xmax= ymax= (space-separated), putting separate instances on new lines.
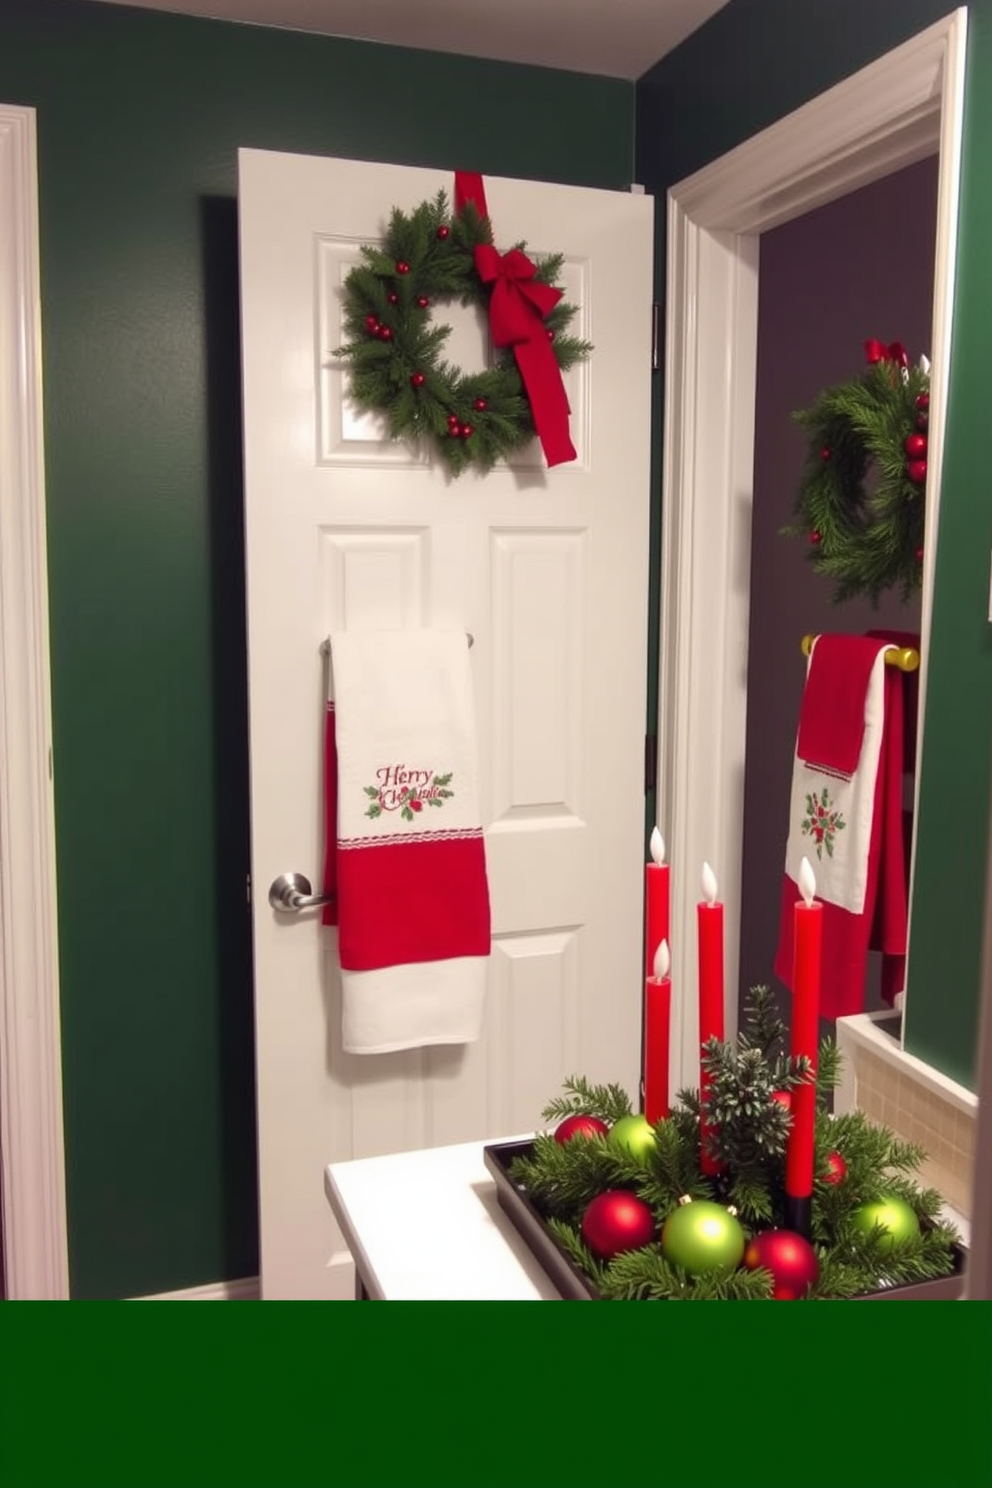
xmin=0 ymin=0 xmax=634 ymax=1298
xmin=636 ymin=0 xmax=992 ymax=1091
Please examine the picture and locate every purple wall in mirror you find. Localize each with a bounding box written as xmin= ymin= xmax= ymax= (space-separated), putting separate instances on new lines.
xmin=739 ymin=154 xmax=938 ymax=1022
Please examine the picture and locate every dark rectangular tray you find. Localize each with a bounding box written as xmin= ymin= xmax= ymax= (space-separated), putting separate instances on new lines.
xmin=483 ymin=1138 xmax=968 ymax=1301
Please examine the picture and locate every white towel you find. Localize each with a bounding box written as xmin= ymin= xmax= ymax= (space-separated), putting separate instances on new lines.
xmin=321 ymin=630 xmax=491 ymax=1054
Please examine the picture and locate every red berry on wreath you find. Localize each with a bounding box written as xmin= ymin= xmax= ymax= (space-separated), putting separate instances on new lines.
xmin=916 ymin=546 xmax=925 ymax=562
xmin=387 ymin=291 xmax=399 ymax=305
xmin=905 ymin=432 xmax=927 ymax=460
xmin=364 ymin=314 xmax=379 ymax=333
xmin=809 ymin=530 xmax=822 ymax=545
xmin=395 ymin=260 xmax=410 ymax=275
xmin=473 ymin=397 xmax=488 ymax=412
xmin=416 ymin=295 xmax=429 ymax=309
xmin=916 ymin=391 xmax=930 ymax=411
xmin=553 ymin=1114 xmax=609 ymax=1144
xmin=907 ymin=458 xmax=927 ymax=484
xmin=823 ymin=1150 xmax=847 ymax=1185
xmin=820 ymin=446 xmax=831 ymax=461
xmin=447 ymin=414 xmax=461 ymax=432
xmin=378 ymin=325 xmax=393 ymax=341
xmin=460 ymin=423 xmax=475 ymax=439
xmin=410 ymin=372 xmax=426 ymax=389
xmin=436 ymin=224 xmax=450 ymax=240
xmin=546 ymin=328 xmax=555 ymax=341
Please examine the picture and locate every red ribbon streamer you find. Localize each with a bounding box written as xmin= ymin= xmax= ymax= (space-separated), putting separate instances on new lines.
xmin=864 ymin=338 xmax=908 ymax=367
xmin=454 ymin=170 xmax=489 ymax=220
xmin=453 ymin=169 xmax=577 ymax=468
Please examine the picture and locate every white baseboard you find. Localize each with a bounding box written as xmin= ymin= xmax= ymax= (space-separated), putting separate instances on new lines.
xmin=132 ymin=1275 xmax=260 ymax=1300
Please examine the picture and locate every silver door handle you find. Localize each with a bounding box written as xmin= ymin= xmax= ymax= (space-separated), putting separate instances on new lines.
xmin=268 ymin=872 xmax=336 ymax=912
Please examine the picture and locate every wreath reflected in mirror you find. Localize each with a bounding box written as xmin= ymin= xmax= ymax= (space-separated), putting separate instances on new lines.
xmin=782 ymin=340 xmax=931 ymax=605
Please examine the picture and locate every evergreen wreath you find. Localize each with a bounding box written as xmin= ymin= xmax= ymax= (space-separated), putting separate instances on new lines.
xmin=508 ymin=986 xmax=960 ymax=1300
xmin=336 ymin=190 xmax=591 ymax=477
xmin=781 ymin=341 xmax=931 ymax=605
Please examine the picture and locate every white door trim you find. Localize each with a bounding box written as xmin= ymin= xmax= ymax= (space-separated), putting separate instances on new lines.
xmin=657 ymin=11 xmax=968 ymax=1085
xmin=0 ymin=103 xmax=70 ymax=1299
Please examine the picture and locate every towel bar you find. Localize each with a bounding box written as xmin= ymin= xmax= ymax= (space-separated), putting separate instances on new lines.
xmin=800 ymin=633 xmax=919 ymax=672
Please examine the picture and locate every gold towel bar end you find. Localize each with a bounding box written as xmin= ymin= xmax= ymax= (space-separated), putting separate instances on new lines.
xmin=800 ymin=633 xmax=919 ymax=673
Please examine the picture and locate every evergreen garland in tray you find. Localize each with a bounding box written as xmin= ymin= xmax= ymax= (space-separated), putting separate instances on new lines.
xmin=508 ymin=988 xmax=960 ymax=1300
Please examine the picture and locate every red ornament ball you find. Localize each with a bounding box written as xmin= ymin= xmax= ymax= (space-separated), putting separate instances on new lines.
xmin=410 ymin=372 xmax=426 ymax=389
xmin=553 ymin=1114 xmax=609 ymax=1144
xmin=916 ymin=391 xmax=930 ymax=411
xmin=546 ymin=328 xmax=555 ymax=341
xmin=581 ymin=1190 xmax=655 ymax=1260
xmin=378 ymin=325 xmax=394 ymax=342
xmin=437 ymin=224 xmax=451 ymax=241
xmin=387 ymin=291 xmax=399 ymax=305
xmin=823 ymin=1150 xmax=847 ymax=1185
xmin=460 ymin=423 xmax=475 ymax=439
xmin=473 ymin=397 xmax=488 ymax=412
xmin=395 ymin=260 xmax=411 ymax=275
xmin=820 ymin=446 xmax=832 ymax=461
xmin=770 ymin=1089 xmax=792 ymax=1113
xmin=364 ymin=314 xmax=379 ymax=334
xmin=916 ymin=410 xmax=929 ymax=432
xmin=416 ymin=295 xmax=429 ymax=309
xmin=742 ymin=1229 xmax=820 ymax=1299
xmin=905 ymin=432 xmax=927 ymax=460
xmin=809 ymin=530 xmax=822 ymax=546
xmin=907 ymin=458 xmax=927 ymax=484
xmin=915 ymin=546 xmax=925 ymax=563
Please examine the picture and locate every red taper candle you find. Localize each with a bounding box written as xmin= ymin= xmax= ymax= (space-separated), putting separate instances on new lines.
xmin=645 ymin=827 xmax=670 ymax=982
xmin=785 ymin=856 xmax=823 ymax=1238
xmin=644 ymin=938 xmax=671 ymax=1124
xmin=697 ymin=862 xmax=724 ymax=1175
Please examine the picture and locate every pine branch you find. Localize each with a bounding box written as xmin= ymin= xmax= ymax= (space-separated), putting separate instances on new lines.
xmin=544 ymin=1218 xmax=609 ymax=1291
xmin=738 ymin=984 xmax=787 ymax=1059
xmin=541 ymin=1076 xmax=633 ymax=1125
xmin=815 ymin=1037 xmax=844 ymax=1101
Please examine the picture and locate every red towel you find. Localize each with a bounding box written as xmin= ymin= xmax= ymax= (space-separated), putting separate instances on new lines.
xmin=774 ymin=636 xmax=908 ymax=1018
xmin=320 ymin=630 xmax=491 ymax=1054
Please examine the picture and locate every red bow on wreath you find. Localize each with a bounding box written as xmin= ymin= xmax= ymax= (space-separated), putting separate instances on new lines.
xmin=455 ymin=169 xmax=577 ymax=468
xmin=864 ymin=338 xmax=908 ymax=368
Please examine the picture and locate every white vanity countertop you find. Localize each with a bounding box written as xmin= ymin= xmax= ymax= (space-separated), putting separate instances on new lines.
xmin=325 ymin=1136 xmax=563 ymax=1300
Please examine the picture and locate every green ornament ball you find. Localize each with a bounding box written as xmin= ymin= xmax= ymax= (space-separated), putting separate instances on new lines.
xmin=661 ymin=1199 xmax=746 ymax=1275
xmin=608 ymin=1113 xmax=657 ymax=1162
xmin=850 ymin=1195 xmax=921 ymax=1252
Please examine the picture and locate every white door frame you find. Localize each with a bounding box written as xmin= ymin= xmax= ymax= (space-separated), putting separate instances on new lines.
xmin=656 ymin=12 xmax=968 ymax=1084
xmin=0 ymin=103 xmax=70 ymax=1299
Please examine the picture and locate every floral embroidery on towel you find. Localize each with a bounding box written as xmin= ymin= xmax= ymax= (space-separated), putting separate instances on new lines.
xmin=801 ymin=786 xmax=846 ymax=860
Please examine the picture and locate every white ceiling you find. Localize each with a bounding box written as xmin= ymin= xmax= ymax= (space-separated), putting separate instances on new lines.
xmin=78 ymin=0 xmax=731 ymax=80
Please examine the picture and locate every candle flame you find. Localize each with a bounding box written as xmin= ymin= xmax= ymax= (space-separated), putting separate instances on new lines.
xmin=799 ymin=855 xmax=816 ymax=908
xmin=653 ymin=938 xmax=670 ymax=981
xmin=701 ymin=861 xmax=718 ymax=906
xmin=650 ymin=826 xmax=666 ymax=867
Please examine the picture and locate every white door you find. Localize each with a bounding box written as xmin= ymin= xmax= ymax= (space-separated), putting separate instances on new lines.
xmin=238 ymin=149 xmax=654 ymax=1300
